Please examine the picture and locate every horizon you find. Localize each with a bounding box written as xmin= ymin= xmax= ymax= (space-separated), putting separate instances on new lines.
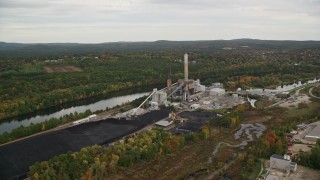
xmin=2 ymin=38 xmax=320 ymax=44
xmin=1 ymin=0 xmax=319 ymax=43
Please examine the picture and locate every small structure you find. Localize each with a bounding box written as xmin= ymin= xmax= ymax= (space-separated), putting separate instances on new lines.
xmin=232 ymin=94 xmax=238 ymax=98
xmin=202 ymin=101 xmax=211 ymax=105
xmin=149 ymin=102 xmax=159 ymax=110
xmin=155 ymin=120 xmax=174 ymax=127
xmin=270 ymin=154 xmax=297 ymax=172
xmin=169 ymin=111 xmax=177 ymax=120
xmin=212 ymin=82 xmax=224 ymax=88
xmin=190 ymin=104 xmax=200 ymax=110
xmin=72 ymin=117 xmax=90 ymax=125
xmin=304 ymin=124 xmax=320 ymax=142
xmin=88 ymin=114 xmax=97 ymax=121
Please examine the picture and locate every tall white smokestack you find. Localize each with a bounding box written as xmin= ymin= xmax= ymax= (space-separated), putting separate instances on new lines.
xmin=184 ymin=53 xmax=188 ymax=81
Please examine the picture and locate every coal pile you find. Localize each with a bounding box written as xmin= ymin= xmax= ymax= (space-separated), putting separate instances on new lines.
xmin=0 ymin=109 xmax=169 ymax=180
xmin=175 ymin=111 xmax=216 ymax=133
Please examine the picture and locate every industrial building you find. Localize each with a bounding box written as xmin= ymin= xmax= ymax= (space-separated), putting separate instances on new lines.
xmin=190 ymin=104 xmax=200 ymax=110
xmin=151 ymin=89 xmax=168 ymax=105
xmin=304 ymin=124 xmax=320 ymax=142
xmin=209 ymin=88 xmax=225 ymax=96
xmin=270 ymin=154 xmax=297 ymax=172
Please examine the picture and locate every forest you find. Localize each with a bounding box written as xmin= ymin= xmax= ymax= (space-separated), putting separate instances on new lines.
xmin=0 ymin=40 xmax=319 ymax=120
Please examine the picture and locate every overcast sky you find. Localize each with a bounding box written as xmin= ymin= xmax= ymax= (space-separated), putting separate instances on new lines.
xmin=0 ymin=0 xmax=319 ymax=43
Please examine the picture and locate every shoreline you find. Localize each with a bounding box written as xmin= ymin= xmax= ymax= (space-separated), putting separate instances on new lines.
xmin=0 ymin=83 xmax=164 ymax=123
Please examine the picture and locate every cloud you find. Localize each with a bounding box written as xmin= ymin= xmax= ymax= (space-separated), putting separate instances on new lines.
xmin=0 ymin=0 xmax=319 ymax=42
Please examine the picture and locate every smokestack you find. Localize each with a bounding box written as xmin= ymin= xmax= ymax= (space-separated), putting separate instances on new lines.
xmin=184 ymin=53 xmax=188 ymax=81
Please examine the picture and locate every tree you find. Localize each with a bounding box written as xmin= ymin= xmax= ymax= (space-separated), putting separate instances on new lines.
xmin=274 ymin=139 xmax=284 ymax=155
xmin=268 ymin=132 xmax=276 ymax=147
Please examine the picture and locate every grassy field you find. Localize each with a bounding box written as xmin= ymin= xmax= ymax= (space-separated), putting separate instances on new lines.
xmin=285 ymin=101 xmax=320 ymax=118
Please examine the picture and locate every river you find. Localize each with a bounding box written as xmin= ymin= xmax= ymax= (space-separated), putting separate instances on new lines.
xmin=0 ymin=92 xmax=149 ymax=134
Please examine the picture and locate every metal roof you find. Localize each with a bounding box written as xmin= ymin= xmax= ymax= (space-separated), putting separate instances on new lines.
xmin=306 ymin=124 xmax=320 ymax=138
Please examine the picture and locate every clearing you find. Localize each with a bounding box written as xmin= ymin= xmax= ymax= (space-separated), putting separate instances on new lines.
xmin=43 ymin=65 xmax=82 ymax=73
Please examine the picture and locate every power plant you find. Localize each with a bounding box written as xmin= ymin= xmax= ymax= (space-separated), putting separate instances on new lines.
xmin=118 ymin=53 xmax=208 ymax=119
xmin=152 ymin=53 xmax=205 ymax=104
xmin=117 ymin=53 xmax=245 ymax=119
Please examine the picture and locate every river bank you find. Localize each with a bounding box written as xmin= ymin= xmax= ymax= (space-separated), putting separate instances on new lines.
xmin=0 ymin=82 xmax=164 ymax=122
xmin=0 ymin=91 xmax=151 ymax=134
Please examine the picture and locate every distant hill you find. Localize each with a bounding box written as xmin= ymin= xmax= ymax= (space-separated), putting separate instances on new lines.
xmin=0 ymin=39 xmax=320 ymax=58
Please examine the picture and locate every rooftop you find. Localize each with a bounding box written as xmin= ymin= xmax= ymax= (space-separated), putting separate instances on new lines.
xmin=306 ymin=124 xmax=320 ymax=138
xmin=271 ymin=154 xmax=289 ymax=161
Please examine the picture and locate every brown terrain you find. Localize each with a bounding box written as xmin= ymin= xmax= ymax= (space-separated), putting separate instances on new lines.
xmin=43 ymin=65 xmax=82 ymax=73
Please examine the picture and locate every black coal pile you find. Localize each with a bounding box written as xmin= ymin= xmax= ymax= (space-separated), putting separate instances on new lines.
xmin=175 ymin=111 xmax=216 ymax=133
xmin=0 ymin=109 xmax=169 ymax=180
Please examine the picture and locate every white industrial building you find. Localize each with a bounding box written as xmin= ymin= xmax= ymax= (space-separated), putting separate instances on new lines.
xmin=190 ymin=104 xmax=200 ymax=110
xmin=270 ymin=154 xmax=297 ymax=172
xmin=151 ymin=90 xmax=167 ymax=105
xmin=209 ymin=88 xmax=225 ymax=96
xmin=194 ymin=79 xmax=206 ymax=92
xmin=304 ymin=124 xmax=320 ymax=142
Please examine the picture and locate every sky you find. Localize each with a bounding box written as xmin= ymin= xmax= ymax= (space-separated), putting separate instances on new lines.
xmin=0 ymin=0 xmax=319 ymax=43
